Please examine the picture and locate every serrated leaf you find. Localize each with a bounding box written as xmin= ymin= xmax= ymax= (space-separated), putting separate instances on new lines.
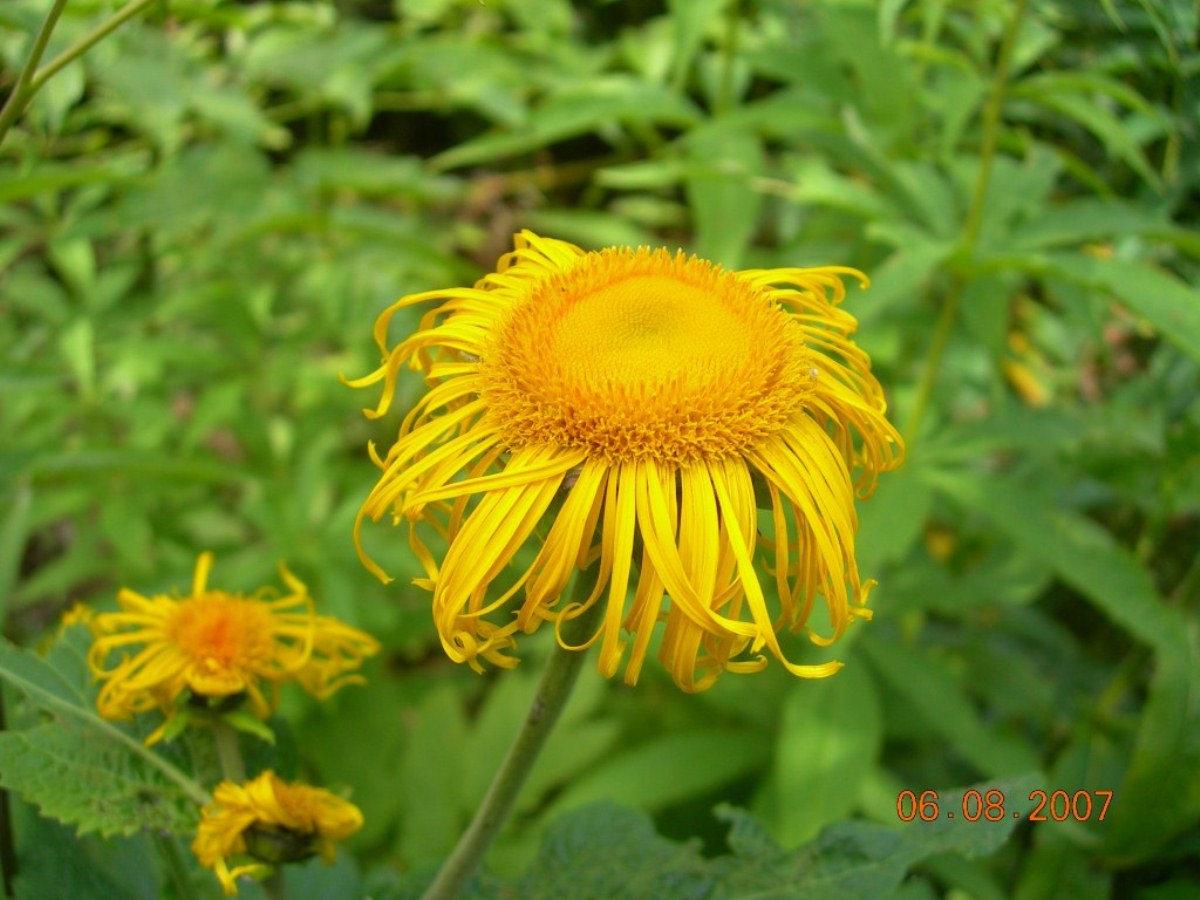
xmin=0 ymin=721 xmax=200 ymax=838
xmin=449 ymin=777 xmax=1036 ymax=900
xmin=714 ymin=775 xmax=1040 ymax=899
xmin=0 ymin=633 xmax=209 ymax=840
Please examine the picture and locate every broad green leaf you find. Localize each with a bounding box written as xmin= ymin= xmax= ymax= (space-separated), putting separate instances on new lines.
xmin=0 ymin=722 xmax=200 ymax=839
xmin=766 ymin=663 xmax=883 ymax=845
xmin=0 ymin=631 xmax=207 ymax=838
xmin=927 ymin=468 xmax=1189 ymax=660
xmin=862 ymin=635 xmax=1042 ymax=777
xmin=544 ymin=728 xmax=770 ymax=821
xmin=511 ymin=803 xmax=710 ymax=899
xmin=717 ymin=774 xmax=1040 ymax=898
xmin=451 ymin=776 xmax=1035 ymax=899
xmin=1007 ymin=198 xmax=1173 ymax=250
xmin=1101 ymin=624 xmax=1200 ymax=863
xmin=399 ymin=684 xmax=470 ymax=866
xmin=856 ymin=457 xmax=934 ymax=572
xmin=11 ymin=806 xmax=157 ymax=900
xmin=1039 ymin=254 xmax=1200 ymax=368
xmin=685 ymin=125 xmax=765 ymax=267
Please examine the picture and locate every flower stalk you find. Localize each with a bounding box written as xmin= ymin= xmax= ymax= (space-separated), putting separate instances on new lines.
xmin=904 ymin=0 xmax=1029 ymax=443
xmin=421 ymin=581 xmax=606 ymax=900
xmin=0 ymin=0 xmax=158 ymax=147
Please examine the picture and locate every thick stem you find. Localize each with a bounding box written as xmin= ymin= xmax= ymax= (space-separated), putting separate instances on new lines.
xmin=903 ymin=0 xmax=1028 ymax=443
xmin=421 ymin=581 xmax=605 ymax=900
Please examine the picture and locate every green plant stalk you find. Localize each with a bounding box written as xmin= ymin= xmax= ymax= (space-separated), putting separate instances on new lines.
xmin=0 ymin=0 xmax=70 ymax=147
xmin=0 ymin=0 xmax=157 ymax=148
xmin=421 ymin=581 xmax=605 ymax=900
xmin=212 ymin=721 xmax=246 ymax=784
xmin=904 ymin=0 xmax=1029 ymax=443
xmin=29 ymin=0 xmax=158 ymax=94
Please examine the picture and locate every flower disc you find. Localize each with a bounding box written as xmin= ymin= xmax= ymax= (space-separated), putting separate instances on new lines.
xmin=482 ymin=247 xmax=816 ymax=464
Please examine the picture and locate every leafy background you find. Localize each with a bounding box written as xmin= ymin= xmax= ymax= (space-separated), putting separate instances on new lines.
xmin=1 ymin=0 xmax=1198 ymax=897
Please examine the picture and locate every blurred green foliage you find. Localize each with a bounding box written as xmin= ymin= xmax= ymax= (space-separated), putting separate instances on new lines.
xmin=1 ymin=0 xmax=1198 ymax=897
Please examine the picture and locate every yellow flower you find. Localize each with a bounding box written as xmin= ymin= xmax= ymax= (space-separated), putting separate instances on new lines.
xmin=192 ymin=771 xmax=363 ymax=895
xmin=350 ymin=231 xmax=902 ymax=691
xmin=89 ymin=553 xmax=380 ymax=739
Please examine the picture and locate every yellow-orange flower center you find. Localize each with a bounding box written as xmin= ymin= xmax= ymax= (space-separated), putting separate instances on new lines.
xmin=481 ymin=247 xmax=817 ymax=464
xmin=167 ymin=594 xmax=273 ymax=677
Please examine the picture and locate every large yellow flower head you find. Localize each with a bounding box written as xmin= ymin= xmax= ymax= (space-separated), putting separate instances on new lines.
xmin=192 ymin=770 xmax=363 ymax=895
xmin=350 ymin=231 xmax=902 ymax=691
xmin=88 ymin=553 xmax=380 ymax=739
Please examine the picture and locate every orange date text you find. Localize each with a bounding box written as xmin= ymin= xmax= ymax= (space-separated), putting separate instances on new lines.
xmin=896 ymin=789 xmax=1113 ymax=823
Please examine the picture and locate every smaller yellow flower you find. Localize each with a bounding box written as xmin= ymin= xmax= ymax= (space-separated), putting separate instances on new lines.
xmin=89 ymin=552 xmax=379 ymax=741
xmin=193 ymin=771 xmax=363 ymax=895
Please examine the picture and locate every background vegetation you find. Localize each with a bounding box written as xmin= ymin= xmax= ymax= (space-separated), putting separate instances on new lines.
xmin=1 ymin=0 xmax=1197 ymax=897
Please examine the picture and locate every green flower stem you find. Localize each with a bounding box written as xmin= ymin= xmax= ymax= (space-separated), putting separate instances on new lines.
xmin=0 ymin=0 xmax=70 ymax=146
xmin=421 ymin=580 xmax=606 ymax=900
xmin=903 ymin=0 xmax=1028 ymax=443
xmin=0 ymin=0 xmax=157 ymax=148
xmin=212 ymin=720 xmax=246 ymax=784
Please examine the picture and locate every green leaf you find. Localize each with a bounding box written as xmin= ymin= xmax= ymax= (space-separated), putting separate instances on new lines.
xmin=764 ymin=663 xmax=884 ymax=845
xmin=718 ymin=774 xmax=1039 ymax=898
xmin=468 ymin=775 xmax=1036 ymax=899
xmin=862 ymin=635 xmax=1042 ymax=778
xmin=0 ymin=630 xmax=208 ymax=838
xmin=399 ymin=684 xmax=470 ymax=867
xmin=0 ymin=722 xmax=200 ymax=839
xmin=927 ymin=468 xmax=1189 ymax=660
xmin=1038 ymin=254 xmax=1200 ymax=368
xmin=1007 ymin=82 xmax=1161 ymax=189
xmin=667 ymin=0 xmax=728 ymax=92
xmin=511 ymin=803 xmax=710 ymax=899
xmin=685 ymin=125 xmax=765 ymax=267
xmin=1100 ymin=624 xmax=1200 ymax=863
xmin=1007 ymin=198 xmax=1175 ymax=250
xmin=431 ymin=78 xmax=701 ymax=170
xmin=544 ymin=728 xmax=770 ymax=821
xmin=857 ymin=452 xmax=933 ymax=573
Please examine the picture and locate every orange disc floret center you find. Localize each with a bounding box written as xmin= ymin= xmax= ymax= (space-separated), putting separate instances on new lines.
xmin=167 ymin=594 xmax=273 ymax=677
xmin=482 ymin=247 xmax=816 ymax=464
